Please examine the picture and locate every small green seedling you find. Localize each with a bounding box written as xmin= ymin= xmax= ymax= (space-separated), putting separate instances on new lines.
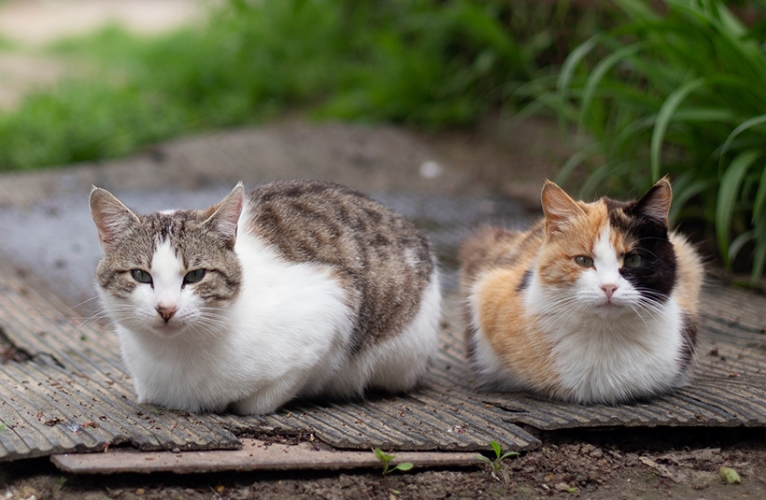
xmin=373 ymin=447 xmax=414 ymax=475
xmin=475 ymin=440 xmax=519 ymax=474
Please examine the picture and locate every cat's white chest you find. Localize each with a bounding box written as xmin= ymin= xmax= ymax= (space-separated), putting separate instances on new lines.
xmin=548 ymin=299 xmax=685 ymax=403
xmin=526 ymin=275 xmax=687 ymax=403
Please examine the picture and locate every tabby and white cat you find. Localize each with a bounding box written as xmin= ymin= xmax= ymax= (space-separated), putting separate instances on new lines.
xmin=90 ymin=181 xmax=441 ymax=415
xmin=459 ymin=179 xmax=703 ymax=404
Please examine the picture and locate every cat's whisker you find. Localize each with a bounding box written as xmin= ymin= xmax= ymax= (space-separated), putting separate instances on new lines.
xmin=56 ymin=296 xmax=105 ymax=324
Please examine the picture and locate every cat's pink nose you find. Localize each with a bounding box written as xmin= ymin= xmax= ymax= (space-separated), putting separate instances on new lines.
xmin=601 ymin=284 xmax=618 ymax=300
xmin=156 ymin=304 xmax=177 ymax=322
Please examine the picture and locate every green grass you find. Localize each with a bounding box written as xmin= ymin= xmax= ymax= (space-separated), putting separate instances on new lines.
xmin=0 ymin=0 xmax=609 ymax=172
xmin=543 ymin=0 xmax=766 ymax=282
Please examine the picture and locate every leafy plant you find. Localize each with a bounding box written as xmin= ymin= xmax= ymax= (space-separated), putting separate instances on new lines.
xmin=373 ymin=447 xmax=414 ymax=475
xmin=475 ymin=440 xmax=519 ymax=474
xmin=545 ymin=0 xmax=766 ymax=282
xmin=0 ymin=0 xmax=612 ymax=172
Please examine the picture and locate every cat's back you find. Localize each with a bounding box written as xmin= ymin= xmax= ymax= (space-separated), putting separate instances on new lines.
xmin=458 ymin=222 xmax=553 ymax=392
xmin=459 ymin=222 xmax=544 ymax=295
xmin=239 ymin=180 xmax=436 ymax=350
xmin=244 ymin=181 xmax=430 ymax=273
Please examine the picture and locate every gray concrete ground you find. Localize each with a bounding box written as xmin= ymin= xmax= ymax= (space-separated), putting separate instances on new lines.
xmin=0 ymin=118 xmax=529 ymax=316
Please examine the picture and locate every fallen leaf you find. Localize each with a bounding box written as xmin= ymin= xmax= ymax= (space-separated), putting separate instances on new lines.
xmin=719 ymin=467 xmax=741 ymax=485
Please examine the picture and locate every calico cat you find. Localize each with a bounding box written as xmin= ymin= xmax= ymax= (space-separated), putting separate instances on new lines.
xmin=459 ymin=178 xmax=703 ymax=404
xmin=90 ymin=180 xmax=441 ymax=415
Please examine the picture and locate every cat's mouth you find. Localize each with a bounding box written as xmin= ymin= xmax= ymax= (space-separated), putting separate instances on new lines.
xmin=152 ymin=321 xmax=185 ymax=338
xmin=595 ymin=300 xmax=623 ymax=312
xmin=598 ymin=300 xmax=619 ymax=307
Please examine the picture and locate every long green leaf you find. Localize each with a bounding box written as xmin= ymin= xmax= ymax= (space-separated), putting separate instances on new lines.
xmin=753 ymin=165 xmax=766 ymax=224
xmin=717 ymin=149 xmax=761 ymax=267
xmin=670 ymin=178 xmax=714 ymax=226
xmin=671 ymin=108 xmax=736 ymax=123
xmin=557 ymin=33 xmax=602 ymax=135
xmin=650 ymin=78 xmax=706 ymax=181
xmin=579 ymin=43 xmax=644 ymax=134
xmin=556 ymin=144 xmax=601 ymax=186
xmin=557 ymin=34 xmax=601 ymax=94
xmin=614 ymin=0 xmax=660 ymax=21
xmin=719 ymin=115 xmax=766 ymax=174
xmin=753 ymin=215 xmax=766 ymax=281
xmin=728 ymin=230 xmax=754 ymax=264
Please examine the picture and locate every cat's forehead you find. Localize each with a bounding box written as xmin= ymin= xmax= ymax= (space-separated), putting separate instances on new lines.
xmin=602 ymin=197 xmax=636 ymax=229
xmin=565 ymin=198 xmax=611 ymax=241
xmin=139 ymin=209 xmax=207 ymax=238
xmin=104 ymin=208 xmax=214 ymax=264
xmin=562 ymin=198 xmax=638 ymax=251
xmin=144 ymin=208 xmax=206 ymax=224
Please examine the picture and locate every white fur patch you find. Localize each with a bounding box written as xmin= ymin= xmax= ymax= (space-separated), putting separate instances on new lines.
xmin=548 ymin=296 xmax=685 ymax=403
xmin=313 ymin=269 xmax=442 ymax=400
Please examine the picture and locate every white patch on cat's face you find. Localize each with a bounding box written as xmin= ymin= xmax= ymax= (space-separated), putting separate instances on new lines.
xmin=575 ymin=226 xmax=641 ymax=314
xmin=129 ymin=239 xmax=205 ymax=338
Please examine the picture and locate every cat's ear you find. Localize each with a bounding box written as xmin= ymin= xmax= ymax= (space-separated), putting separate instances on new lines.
xmin=629 ymin=177 xmax=672 ymax=227
xmin=541 ymin=180 xmax=584 ymax=233
xmin=90 ymin=187 xmax=139 ymax=252
xmin=205 ymin=183 xmax=244 ymax=247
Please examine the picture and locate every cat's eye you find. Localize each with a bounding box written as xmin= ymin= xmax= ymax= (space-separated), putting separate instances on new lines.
xmin=574 ymin=255 xmax=594 ymax=268
xmin=130 ymin=269 xmax=153 ymax=284
xmin=624 ymin=254 xmax=642 ymax=268
xmin=184 ymin=269 xmax=206 ymax=285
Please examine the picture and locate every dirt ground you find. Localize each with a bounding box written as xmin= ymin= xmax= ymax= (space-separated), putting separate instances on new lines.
xmin=1 ymin=428 xmax=764 ymax=499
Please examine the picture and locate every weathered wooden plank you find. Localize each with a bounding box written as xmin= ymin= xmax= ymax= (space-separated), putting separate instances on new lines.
xmin=4 ymin=257 xmax=766 ymax=463
xmin=51 ymin=438 xmax=482 ymax=474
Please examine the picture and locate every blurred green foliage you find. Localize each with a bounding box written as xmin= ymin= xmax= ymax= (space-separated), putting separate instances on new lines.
xmin=545 ymin=0 xmax=766 ymax=281
xmin=4 ymin=0 xmax=765 ymax=277
xmin=0 ymin=0 xmax=609 ymax=171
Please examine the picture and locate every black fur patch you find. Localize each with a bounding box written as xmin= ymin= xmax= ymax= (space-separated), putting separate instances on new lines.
xmin=606 ymin=198 xmax=677 ymax=302
xmin=517 ymin=267 xmax=532 ymax=293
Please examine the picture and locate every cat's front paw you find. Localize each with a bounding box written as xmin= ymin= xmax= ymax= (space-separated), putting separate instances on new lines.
xmin=230 ymin=397 xmax=277 ymax=416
